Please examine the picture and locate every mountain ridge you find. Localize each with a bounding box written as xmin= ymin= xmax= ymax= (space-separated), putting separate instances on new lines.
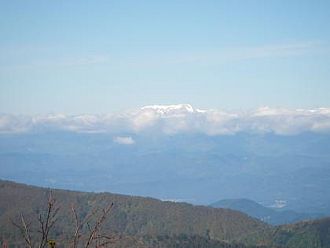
xmin=0 ymin=179 xmax=271 ymax=247
xmin=210 ymin=198 xmax=324 ymax=225
xmin=1 ymin=179 xmax=330 ymax=247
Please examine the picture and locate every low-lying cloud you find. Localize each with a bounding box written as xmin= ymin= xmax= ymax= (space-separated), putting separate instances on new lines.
xmin=1 ymin=104 xmax=330 ymax=135
xmin=113 ymin=136 xmax=135 ymax=145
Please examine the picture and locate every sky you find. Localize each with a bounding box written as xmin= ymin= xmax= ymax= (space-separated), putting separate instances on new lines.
xmin=1 ymin=0 xmax=330 ymax=114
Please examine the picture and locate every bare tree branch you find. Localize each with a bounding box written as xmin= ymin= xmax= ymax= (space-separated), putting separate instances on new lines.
xmin=84 ymin=203 xmax=113 ymax=248
xmin=12 ymin=191 xmax=116 ymax=248
xmin=11 ymin=213 xmax=33 ymax=248
xmin=37 ymin=191 xmax=59 ymax=248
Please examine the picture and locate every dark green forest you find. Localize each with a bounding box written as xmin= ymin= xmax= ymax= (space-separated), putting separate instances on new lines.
xmin=0 ymin=180 xmax=329 ymax=248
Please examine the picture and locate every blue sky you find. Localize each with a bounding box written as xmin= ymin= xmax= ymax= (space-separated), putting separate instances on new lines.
xmin=1 ymin=0 xmax=330 ymax=114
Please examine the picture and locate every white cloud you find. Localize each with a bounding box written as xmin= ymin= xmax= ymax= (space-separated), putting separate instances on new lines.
xmin=225 ymin=42 xmax=322 ymax=61
xmin=1 ymin=105 xmax=330 ymax=136
xmin=113 ymin=136 xmax=135 ymax=145
xmin=0 ymin=114 xmax=31 ymax=133
xmin=124 ymin=41 xmax=325 ymax=68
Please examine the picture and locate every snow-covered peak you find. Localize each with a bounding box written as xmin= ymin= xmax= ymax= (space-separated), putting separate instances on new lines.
xmin=141 ymin=104 xmax=195 ymax=114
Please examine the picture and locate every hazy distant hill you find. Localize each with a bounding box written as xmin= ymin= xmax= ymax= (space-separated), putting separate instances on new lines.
xmin=1 ymin=131 xmax=330 ymax=215
xmin=210 ymin=199 xmax=324 ymax=225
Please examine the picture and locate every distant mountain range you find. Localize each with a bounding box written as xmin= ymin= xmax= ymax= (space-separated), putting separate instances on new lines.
xmin=1 ymin=180 xmax=330 ymax=248
xmin=210 ymin=199 xmax=324 ymax=225
xmin=1 ymin=130 xmax=330 ymax=215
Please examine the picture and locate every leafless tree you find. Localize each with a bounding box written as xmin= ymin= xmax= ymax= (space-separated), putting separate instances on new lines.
xmin=11 ymin=213 xmax=33 ymax=248
xmin=12 ymin=191 xmax=59 ymax=248
xmin=71 ymin=202 xmax=115 ymax=248
xmin=12 ymin=191 xmax=115 ymax=248
xmin=37 ymin=192 xmax=60 ymax=248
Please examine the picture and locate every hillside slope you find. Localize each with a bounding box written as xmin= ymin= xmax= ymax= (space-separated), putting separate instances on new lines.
xmin=1 ymin=180 xmax=330 ymax=248
xmin=0 ymin=180 xmax=270 ymax=247
xmin=271 ymin=218 xmax=330 ymax=248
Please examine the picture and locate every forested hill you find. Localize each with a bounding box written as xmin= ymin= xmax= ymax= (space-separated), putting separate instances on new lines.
xmin=0 ymin=179 xmax=269 ymax=246
xmin=1 ymin=179 xmax=330 ymax=248
xmin=271 ymin=217 xmax=330 ymax=247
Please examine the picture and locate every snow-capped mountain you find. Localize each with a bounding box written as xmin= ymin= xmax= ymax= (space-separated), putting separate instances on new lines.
xmin=141 ymin=104 xmax=195 ymax=114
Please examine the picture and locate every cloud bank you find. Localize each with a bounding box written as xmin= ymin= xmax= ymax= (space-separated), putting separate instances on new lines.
xmin=1 ymin=104 xmax=330 ymax=135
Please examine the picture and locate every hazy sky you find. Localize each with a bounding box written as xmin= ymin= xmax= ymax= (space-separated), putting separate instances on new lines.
xmin=1 ymin=0 xmax=330 ymax=114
